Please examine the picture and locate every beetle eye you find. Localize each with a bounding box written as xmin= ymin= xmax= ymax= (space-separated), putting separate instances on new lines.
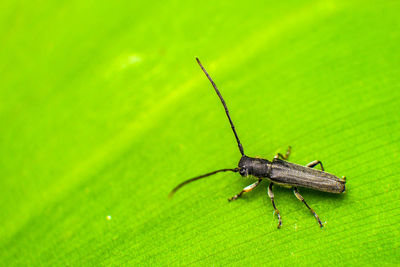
xmin=239 ymin=168 xmax=247 ymax=175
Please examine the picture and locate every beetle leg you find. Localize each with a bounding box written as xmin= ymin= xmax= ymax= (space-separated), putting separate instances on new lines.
xmin=293 ymin=187 xmax=323 ymax=228
xmin=268 ymin=182 xmax=282 ymax=229
xmin=306 ymin=160 xmax=324 ymax=171
xmin=228 ymin=179 xmax=262 ymax=201
xmin=274 ymin=146 xmax=291 ymax=160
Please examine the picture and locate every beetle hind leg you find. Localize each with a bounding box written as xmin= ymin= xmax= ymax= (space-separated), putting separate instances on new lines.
xmin=293 ymin=187 xmax=323 ymax=228
xmin=306 ymin=160 xmax=324 ymax=171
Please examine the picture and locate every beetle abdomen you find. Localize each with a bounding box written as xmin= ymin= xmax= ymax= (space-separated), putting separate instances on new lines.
xmin=270 ymin=159 xmax=345 ymax=193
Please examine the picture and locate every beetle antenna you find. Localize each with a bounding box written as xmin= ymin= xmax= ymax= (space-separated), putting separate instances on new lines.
xmin=169 ymin=168 xmax=240 ymax=198
xmin=196 ymin=58 xmax=245 ymax=156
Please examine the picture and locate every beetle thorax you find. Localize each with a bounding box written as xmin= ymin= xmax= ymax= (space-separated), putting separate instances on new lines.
xmin=238 ymin=156 xmax=272 ymax=178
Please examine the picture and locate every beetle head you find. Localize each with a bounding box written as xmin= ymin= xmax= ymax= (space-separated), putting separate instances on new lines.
xmin=238 ymin=155 xmax=250 ymax=177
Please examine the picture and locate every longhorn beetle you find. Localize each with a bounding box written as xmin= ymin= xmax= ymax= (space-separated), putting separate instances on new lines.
xmin=169 ymin=58 xmax=346 ymax=229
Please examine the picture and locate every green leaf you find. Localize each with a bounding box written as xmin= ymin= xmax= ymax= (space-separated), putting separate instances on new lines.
xmin=1 ymin=0 xmax=399 ymax=265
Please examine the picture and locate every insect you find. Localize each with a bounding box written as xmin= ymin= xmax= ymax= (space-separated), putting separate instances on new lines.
xmin=169 ymin=58 xmax=346 ymax=229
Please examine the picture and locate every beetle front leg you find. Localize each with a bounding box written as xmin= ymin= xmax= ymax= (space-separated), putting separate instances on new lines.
xmin=228 ymin=179 xmax=262 ymax=201
xmin=274 ymin=146 xmax=291 ymax=160
xmin=293 ymin=187 xmax=323 ymax=228
xmin=268 ymin=182 xmax=282 ymax=229
xmin=306 ymin=160 xmax=324 ymax=171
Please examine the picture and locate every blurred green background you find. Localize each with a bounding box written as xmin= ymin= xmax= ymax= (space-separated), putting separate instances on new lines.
xmin=1 ymin=0 xmax=399 ymax=265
